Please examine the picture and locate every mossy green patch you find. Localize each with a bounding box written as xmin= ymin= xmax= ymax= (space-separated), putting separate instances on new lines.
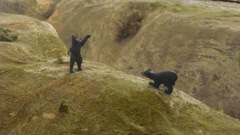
xmin=0 ymin=27 xmax=18 ymax=42
xmin=18 ymin=33 xmax=67 ymax=60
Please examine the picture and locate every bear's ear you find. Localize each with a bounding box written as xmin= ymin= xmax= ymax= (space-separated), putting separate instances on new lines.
xmin=147 ymin=69 xmax=151 ymax=71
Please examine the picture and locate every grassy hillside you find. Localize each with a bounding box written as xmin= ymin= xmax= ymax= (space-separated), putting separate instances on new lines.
xmin=1 ymin=58 xmax=240 ymax=135
xmin=1 ymin=0 xmax=240 ymax=121
xmin=48 ymin=0 xmax=240 ymax=119
xmin=0 ymin=13 xmax=240 ymax=135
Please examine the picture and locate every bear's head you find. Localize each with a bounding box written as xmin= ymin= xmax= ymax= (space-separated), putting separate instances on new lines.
xmin=71 ymin=34 xmax=81 ymax=45
xmin=141 ymin=69 xmax=155 ymax=78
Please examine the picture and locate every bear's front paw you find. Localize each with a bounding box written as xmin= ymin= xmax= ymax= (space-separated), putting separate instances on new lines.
xmin=149 ymin=82 xmax=154 ymax=85
xmin=149 ymin=82 xmax=158 ymax=88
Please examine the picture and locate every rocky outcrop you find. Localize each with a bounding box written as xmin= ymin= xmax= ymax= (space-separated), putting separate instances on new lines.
xmin=0 ymin=13 xmax=67 ymax=64
xmin=0 ymin=0 xmax=60 ymax=20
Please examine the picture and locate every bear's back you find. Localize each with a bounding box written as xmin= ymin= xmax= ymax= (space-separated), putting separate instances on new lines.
xmin=157 ymin=70 xmax=178 ymax=84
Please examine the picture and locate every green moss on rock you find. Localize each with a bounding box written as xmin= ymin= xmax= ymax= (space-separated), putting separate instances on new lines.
xmin=19 ymin=33 xmax=67 ymax=60
xmin=0 ymin=27 xmax=18 ymax=42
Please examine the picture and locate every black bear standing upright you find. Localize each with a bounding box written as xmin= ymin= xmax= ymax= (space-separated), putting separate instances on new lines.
xmin=142 ymin=69 xmax=178 ymax=95
xmin=68 ymin=34 xmax=91 ymax=73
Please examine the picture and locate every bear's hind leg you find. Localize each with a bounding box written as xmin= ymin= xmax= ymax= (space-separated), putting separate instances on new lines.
xmin=69 ymin=57 xmax=75 ymax=73
xmin=76 ymin=57 xmax=83 ymax=71
xmin=165 ymin=85 xmax=173 ymax=95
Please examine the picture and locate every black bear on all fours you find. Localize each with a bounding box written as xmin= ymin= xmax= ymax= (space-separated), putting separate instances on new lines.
xmin=68 ymin=34 xmax=91 ymax=73
xmin=142 ymin=69 xmax=178 ymax=95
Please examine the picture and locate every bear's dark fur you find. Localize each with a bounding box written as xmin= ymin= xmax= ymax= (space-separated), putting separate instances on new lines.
xmin=142 ymin=69 xmax=178 ymax=95
xmin=69 ymin=34 xmax=91 ymax=73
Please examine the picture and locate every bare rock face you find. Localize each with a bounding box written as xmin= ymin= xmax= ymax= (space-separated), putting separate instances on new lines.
xmin=0 ymin=0 xmax=59 ymax=20
xmin=48 ymin=0 xmax=240 ymax=119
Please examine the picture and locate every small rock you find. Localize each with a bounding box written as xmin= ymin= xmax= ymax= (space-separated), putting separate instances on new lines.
xmin=31 ymin=115 xmax=39 ymax=121
xmin=81 ymin=128 xmax=88 ymax=132
xmin=9 ymin=112 xmax=16 ymax=117
xmin=42 ymin=112 xmax=56 ymax=119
